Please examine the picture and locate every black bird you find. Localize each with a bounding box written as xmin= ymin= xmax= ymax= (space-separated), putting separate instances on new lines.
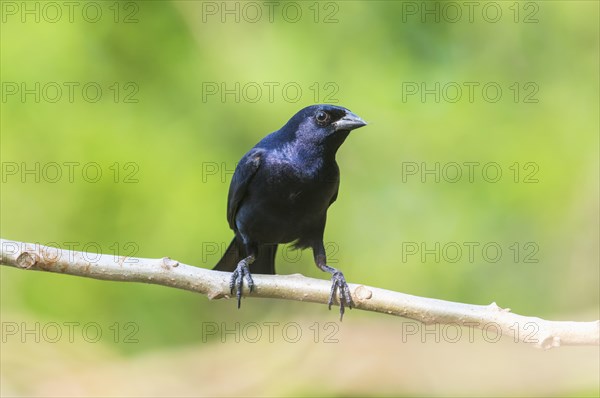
xmin=214 ymin=104 xmax=367 ymax=318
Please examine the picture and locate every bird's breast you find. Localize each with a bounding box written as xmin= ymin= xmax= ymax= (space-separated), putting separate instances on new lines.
xmin=234 ymin=159 xmax=339 ymax=243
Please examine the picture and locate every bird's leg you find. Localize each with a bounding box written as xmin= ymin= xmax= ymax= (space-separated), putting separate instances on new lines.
xmin=314 ymin=251 xmax=353 ymax=321
xmin=230 ymin=255 xmax=255 ymax=309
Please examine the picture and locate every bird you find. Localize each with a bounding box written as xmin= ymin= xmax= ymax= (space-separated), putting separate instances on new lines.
xmin=213 ymin=104 xmax=367 ymax=319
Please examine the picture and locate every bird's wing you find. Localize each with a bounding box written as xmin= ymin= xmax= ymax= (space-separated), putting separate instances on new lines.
xmin=227 ymin=148 xmax=265 ymax=230
xmin=328 ymin=162 xmax=341 ymax=206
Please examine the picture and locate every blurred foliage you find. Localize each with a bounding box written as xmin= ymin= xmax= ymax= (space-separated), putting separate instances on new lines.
xmin=1 ymin=0 xmax=598 ymax=395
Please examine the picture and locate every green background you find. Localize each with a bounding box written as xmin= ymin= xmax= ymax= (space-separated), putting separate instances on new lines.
xmin=1 ymin=1 xmax=598 ymax=396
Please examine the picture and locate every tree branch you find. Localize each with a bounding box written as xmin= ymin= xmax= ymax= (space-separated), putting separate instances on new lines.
xmin=1 ymin=238 xmax=598 ymax=349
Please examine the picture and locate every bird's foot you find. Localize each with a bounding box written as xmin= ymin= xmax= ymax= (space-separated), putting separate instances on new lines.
xmin=230 ymin=256 xmax=255 ymax=309
xmin=328 ymin=271 xmax=353 ymax=321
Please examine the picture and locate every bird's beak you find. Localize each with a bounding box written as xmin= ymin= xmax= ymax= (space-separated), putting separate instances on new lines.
xmin=334 ymin=111 xmax=367 ymax=131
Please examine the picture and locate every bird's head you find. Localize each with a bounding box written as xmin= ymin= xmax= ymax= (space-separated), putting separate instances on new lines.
xmin=283 ymin=104 xmax=367 ymax=151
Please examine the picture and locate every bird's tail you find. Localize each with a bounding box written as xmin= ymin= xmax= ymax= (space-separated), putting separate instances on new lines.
xmin=213 ymin=237 xmax=277 ymax=275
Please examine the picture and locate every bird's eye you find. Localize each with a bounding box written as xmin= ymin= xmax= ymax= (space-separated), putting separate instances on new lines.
xmin=315 ymin=111 xmax=330 ymax=125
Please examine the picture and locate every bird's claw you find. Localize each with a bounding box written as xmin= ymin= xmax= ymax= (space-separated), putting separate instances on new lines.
xmin=328 ymin=271 xmax=353 ymax=321
xmin=230 ymin=259 xmax=254 ymax=309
